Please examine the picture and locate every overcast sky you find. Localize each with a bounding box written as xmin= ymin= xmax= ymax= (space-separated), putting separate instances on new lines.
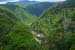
xmin=0 ymin=0 xmax=65 ymax=4
xmin=0 ymin=0 xmax=19 ymax=4
xmin=30 ymin=0 xmax=65 ymax=2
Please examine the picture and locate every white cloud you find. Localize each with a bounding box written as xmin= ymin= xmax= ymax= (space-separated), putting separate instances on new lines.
xmin=0 ymin=0 xmax=65 ymax=4
xmin=0 ymin=0 xmax=19 ymax=2
xmin=0 ymin=0 xmax=19 ymax=4
xmin=0 ymin=2 xmax=7 ymax=4
xmin=30 ymin=0 xmax=65 ymax=2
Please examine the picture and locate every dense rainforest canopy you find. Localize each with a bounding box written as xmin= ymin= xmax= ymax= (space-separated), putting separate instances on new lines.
xmin=31 ymin=0 xmax=75 ymax=50
xmin=0 ymin=6 xmax=45 ymax=50
xmin=0 ymin=0 xmax=75 ymax=50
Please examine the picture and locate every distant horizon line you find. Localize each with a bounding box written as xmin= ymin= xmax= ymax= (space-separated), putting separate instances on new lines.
xmin=0 ymin=0 xmax=65 ymax=4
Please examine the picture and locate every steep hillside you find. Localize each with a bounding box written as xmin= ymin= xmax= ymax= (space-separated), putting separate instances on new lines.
xmin=26 ymin=2 xmax=56 ymax=16
xmin=0 ymin=6 xmax=45 ymax=50
xmin=0 ymin=6 xmax=17 ymax=34
xmin=31 ymin=0 xmax=75 ymax=50
xmin=9 ymin=5 xmax=37 ymax=24
xmin=1 ymin=5 xmax=37 ymax=24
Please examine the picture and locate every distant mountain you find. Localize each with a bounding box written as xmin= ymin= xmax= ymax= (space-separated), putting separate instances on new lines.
xmin=16 ymin=1 xmax=38 ymax=8
xmin=6 ymin=0 xmax=56 ymax=16
xmin=6 ymin=2 xmax=16 ymax=5
xmin=26 ymin=2 xmax=56 ymax=16
xmin=1 ymin=5 xmax=37 ymax=24
xmin=6 ymin=0 xmax=38 ymax=8
xmin=8 ymin=5 xmax=37 ymax=24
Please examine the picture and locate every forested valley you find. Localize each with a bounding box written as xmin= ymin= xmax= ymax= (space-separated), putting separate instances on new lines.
xmin=0 ymin=0 xmax=75 ymax=50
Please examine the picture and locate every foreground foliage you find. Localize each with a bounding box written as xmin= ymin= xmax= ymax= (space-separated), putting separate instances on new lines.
xmin=0 ymin=6 xmax=45 ymax=50
xmin=31 ymin=0 xmax=75 ymax=50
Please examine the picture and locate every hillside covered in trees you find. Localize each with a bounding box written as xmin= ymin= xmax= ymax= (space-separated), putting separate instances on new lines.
xmin=31 ymin=0 xmax=75 ymax=50
xmin=0 ymin=5 xmax=37 ymax=24
xmin=0 ymin=0 xmax=75 ymax=50
xmin=0 ymin=6 xmax=45 ymax=50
